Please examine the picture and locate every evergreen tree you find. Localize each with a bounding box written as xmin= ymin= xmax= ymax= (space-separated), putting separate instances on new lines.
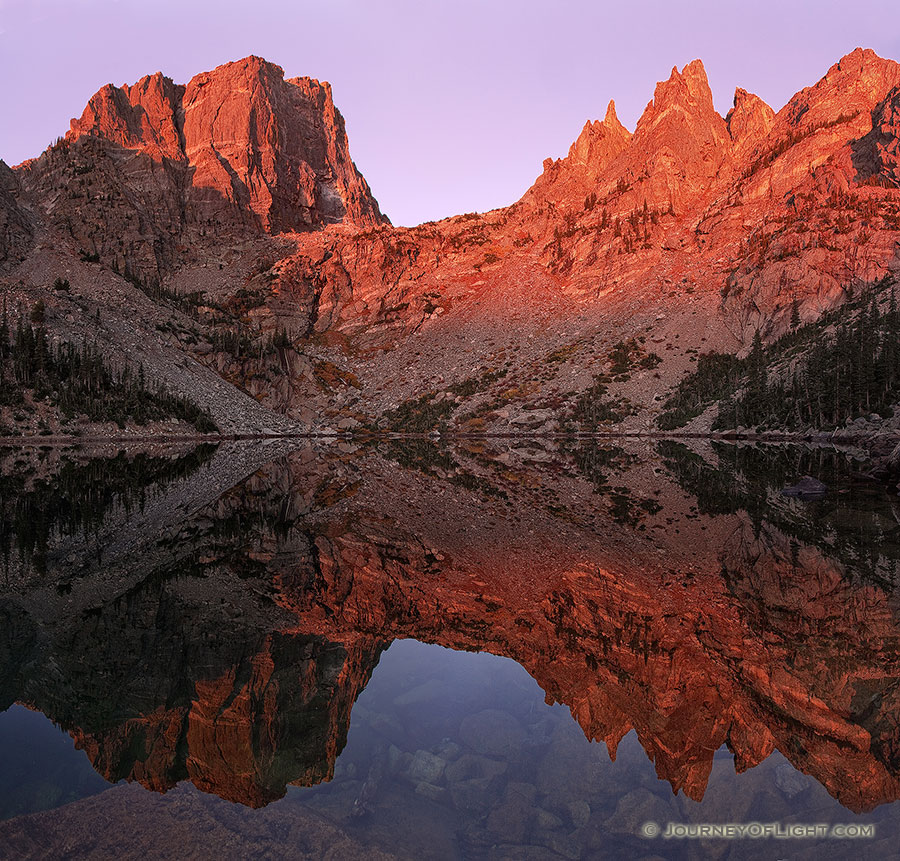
xmin=2 ymin=319 xmax=218 ymax=433
xmin=663 ymin=276 xmax=900 ymax=432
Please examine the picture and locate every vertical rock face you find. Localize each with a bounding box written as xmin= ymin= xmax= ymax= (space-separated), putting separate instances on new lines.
xmin=65 ymin=56 xmax=386 ymax=233
xmin=176 ymin=57 xmax=385 ymax=231
xmin=0 ymin=160 xmax=33 ymax=268
xmin=69 ymin=72 xmax=185 ymax=162
xmin=853 ymin=86 xmax=900 ymax=185
xmin=726 ymin=88 xmax=775 ymax=159
xmin=619 ymin=59 xmax=732 ymax=212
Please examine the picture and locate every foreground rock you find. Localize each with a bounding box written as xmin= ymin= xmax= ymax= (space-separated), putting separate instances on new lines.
xmin=781 ymin=476 xmax=828 ymax=497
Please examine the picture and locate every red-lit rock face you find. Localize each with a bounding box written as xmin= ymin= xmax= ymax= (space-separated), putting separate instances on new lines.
xmin=21 ymin=48 xmax=900 ymax=321
xmin=66 ymin=57 xmax=386 ymax=233
xmin=525 ymin=100 xmax=633 ymax=209
xmin=9 ymin=50 xmax=900 ymax=432
xmin=68 ymin=71 xmax=185 ymax=162
xmin=258 ymin=49 xmax=900 ymax=377
xmin=726 ymin=88 xmax=775 ymax=160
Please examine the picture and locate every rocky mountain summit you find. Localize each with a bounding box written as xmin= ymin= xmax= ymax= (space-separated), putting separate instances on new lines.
xmin=67 ymin=57 xmax=386 ymax=231
xmin=3 ymin=50 xmax=900 ymax=437
xmin=20 ymin=56 xmax=385 ymax=285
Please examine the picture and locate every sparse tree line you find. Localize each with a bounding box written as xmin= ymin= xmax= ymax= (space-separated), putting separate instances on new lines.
xmin=547 ymin=199 xmax=672 ymax=272
xmin=0 ymin=300 xmax=218 ymax=433
xmin=209 ymin=325 xmax=293 ymax=359
xmin=659 ymin=278 xmax=900 ymax=432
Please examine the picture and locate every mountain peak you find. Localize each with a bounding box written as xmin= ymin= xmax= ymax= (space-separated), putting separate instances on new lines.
xmin=602 ymin=99 xmax=631 ymax=138
xmin=726 ymin=87 xmax=775 ymax=157
xmin=69 ymin=71 xmax=184 ymax=161
xmin=185 ymin=55 xmax=286 ymax=92
xmin=66 ymin=56 xmax=386 ymax=233
xmin=776 ymin=47 xmax=900 ymax=134
xmin=565 ymin=104 xmax=632 ymax=170
xmin=819 ymin=47 xmax=900 ymax=101
xmin=681 ymin=58 xmax=711 ymax=90
xmin=620 ymin=58 xmax=730 ymax=212
xmin=603 ymin=99 xmax=621 ymax=127
xmin=830 ymin=47 xmax=892 ymax=79
xmin=642 ymin=58 xmax=717 ymax=123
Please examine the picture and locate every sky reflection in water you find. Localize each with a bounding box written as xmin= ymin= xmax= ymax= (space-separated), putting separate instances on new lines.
xmin=1 ymin=439 xmax=900 ymax=859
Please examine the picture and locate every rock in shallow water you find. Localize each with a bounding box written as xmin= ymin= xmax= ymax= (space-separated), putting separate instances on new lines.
xmin=404 ymin=749 xmax=446 ymax=784
xmin=780 ymin=475 xmax=828 ymax=498
xmin=567 ymin=799 xmax=591 ymax=828
xmin=458 ymin=708 xmax=526 ymax=756
xmin=774 ymin=762 xmax=811 ymax=797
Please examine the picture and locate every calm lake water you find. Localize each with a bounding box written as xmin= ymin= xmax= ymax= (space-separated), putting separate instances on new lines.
xmin=1 ymin=437 xmax=900 ymax=860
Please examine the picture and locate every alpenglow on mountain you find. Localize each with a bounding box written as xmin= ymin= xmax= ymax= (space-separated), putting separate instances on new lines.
xmin=2 ymin=49 xmax=900 ymax=438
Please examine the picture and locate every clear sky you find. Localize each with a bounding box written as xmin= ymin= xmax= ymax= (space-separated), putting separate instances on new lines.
xmin=2 ymin=0 xmax=900 ymax=226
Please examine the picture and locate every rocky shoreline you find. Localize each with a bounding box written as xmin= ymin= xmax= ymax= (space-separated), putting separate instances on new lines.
xmin=5 ymin=426 xmax=900 ymax=496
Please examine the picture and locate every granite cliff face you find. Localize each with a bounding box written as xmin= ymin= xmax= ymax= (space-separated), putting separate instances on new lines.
xmin=0 ymin=160 xmax=32 ymax=268
xmin=725 ymin=88 xmax=775 ymax=161
xmin=67 ymin=57 xmax=385 ymax=233
xmin=4 ymin=50 xmax=900 ymax=435
xmin=16 ymin=57 xmax=385 ymax=285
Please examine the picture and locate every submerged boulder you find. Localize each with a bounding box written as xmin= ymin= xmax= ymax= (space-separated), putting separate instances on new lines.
xmin=780 ymin=476 xmax=828 ymax=498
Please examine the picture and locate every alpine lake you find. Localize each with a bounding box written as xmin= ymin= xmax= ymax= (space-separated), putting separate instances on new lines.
xmin=1 ymin=435 xmax=899 ymax=860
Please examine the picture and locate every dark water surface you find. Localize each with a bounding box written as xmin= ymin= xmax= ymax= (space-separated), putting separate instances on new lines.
xmin=2 ymin=437 xmax=900 ymax=859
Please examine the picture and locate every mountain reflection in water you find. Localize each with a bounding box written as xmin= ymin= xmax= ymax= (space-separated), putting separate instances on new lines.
xmin=2 ymin=437 xmax=900 ymax=859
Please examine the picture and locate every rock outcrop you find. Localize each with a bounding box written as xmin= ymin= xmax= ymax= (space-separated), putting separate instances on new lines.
xmin=618 ymin=58 xmax=733 ymax=213
xmin=726 ymin=87 xmax=775 ymax=159
xmin=14 ymin=57 xmax=385 ymax=286
xmin=67 ymin=56 xmax=386 ymax=233
xmin=0 ymin=160 xmax=32 ymax=268
xmin=525 ymin=100 xmax=633 ymax=207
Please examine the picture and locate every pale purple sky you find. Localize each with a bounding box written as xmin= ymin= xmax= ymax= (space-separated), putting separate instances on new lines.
xmin=2 ymin=0 xmax=899 ymax=226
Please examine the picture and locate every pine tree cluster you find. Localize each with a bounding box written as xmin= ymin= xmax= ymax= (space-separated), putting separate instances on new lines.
xmin=0 ymin=446 xmax=216 ymax=572
xmin=659 ymin=279 xmax=900 ymax=432
xmin=0 ymin=304 xmax=218 ymax=433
